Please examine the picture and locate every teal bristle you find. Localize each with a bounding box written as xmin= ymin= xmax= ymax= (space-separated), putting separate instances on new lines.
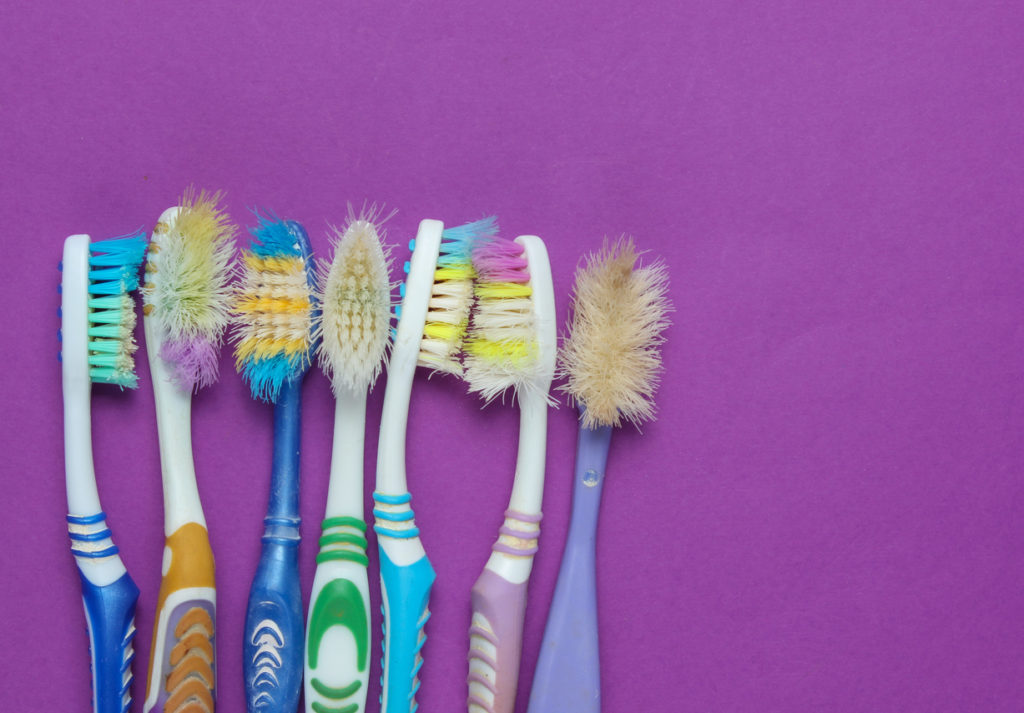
xmin=85 ymin=232 xmax=147 ymax=388
xmin=437 ymin=216 xmax=498 ymax=268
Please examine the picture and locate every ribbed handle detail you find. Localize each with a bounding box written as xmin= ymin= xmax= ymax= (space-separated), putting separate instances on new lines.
xmin=375 ymin=493 xmax=435 ymax=713
xmin=467 ymin=511 xmax=540 ymax=713
xmin=305 ymin=516 xmax=371 ymax=713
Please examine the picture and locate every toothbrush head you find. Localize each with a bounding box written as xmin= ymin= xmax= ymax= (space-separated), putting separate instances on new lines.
xmin=316 ymin=206 xmax=394 ymax=395
xmin=559 ymin=237 xmax=671 ymax=429
xmin=232 ymin=212 xmax=316 ymax=403
xmin=61 ymin=232 xmax=148 ymax=388
xmin=464 ymin=235 xmax=556 ymax=404
xmin=143 ymin=187 xmax=237 ymax=391
xmin=414 ymin=216 xmax=498 ymax=375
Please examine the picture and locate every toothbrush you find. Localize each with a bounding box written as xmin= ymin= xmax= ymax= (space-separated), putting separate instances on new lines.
xmin=376 ymin=216 xmax=497 ymax=713
xmin=304 ymin=211 xmax=393 ymax=713
xmin=526 ymin=238 xmax=670 ymax=713
xmin=142 ymin=189 xmax=236 ymax=713
xmin=232 ymin=214 xmax=317 ymax=713
xmin=61 ymin=231 xmax=147 ymax=713
xmin=463 ymin=235 xmax=557 ymax=713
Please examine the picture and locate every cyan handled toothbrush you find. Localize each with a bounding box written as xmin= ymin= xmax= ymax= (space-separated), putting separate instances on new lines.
xmin=61 ymin=232 xmax=147 ymax=713
xmin=305 ymin=214 xmax=393 ymax=713
xmin=233 ymin=216 xmax=317 ymax=713
xmin=376 ymin=216 xmax=497 ymax=712
xmin=526 ymin=239 xmax=670 ymax=713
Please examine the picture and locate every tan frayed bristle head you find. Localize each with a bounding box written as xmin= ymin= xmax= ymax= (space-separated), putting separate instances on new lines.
xmin=315 ymin=208 xmax=394 ymax=394
xmin=559 ymin=237 xmax=671 ymax=429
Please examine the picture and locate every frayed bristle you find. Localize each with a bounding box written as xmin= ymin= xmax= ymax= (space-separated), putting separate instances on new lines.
xmin=232 ymin=214 xmax=315 ymax=402
xmin=464 ymin=237 xmax=545 ymax=403
xmin=143 ymin=187 xmax=236 ymax=390
xmin=417 ymin=216 xmax=498 ymax=374
xmin=558 ymin=237 xmax=671 ymax=429
xmin=88 ymin=232 xmax=147 ymax=387
xmin=316 ymin=206 xmax=394 ymax=395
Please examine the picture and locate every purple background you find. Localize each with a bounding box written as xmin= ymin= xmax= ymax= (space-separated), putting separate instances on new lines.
xmin=3 ymin=1 xmax=1023 ymax=711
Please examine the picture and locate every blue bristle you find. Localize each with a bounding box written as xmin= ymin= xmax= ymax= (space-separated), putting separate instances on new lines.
xmin=403 ymin=260 xmax=411 ymax=274
xmin=437 ymin=216 xmax=498 ymax=267
xmin=88 ymin=233 xmax=147 ymax=292
xmin=399 ymin=282 xmax=406 ymax=297
xmin=408 ymin=238 xmax=416 ymax=251
xmin=248 ymin=211 xmax=301 ymax=258
xmin=395 ymin=304 xmax=402 ymax=318
xmin=242 ymin=354 xmax=307 ymax=403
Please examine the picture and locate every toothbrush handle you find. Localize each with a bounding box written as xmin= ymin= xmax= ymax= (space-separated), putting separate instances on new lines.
xmin=244 ymin=382 xmax=304 ymax=713
xmin=69 ymin=514 xmax=140 ymax=713
xmin=467 ymin=511 xmax=542 ymax=713
xmin=526 ymin=425 xmax=612 ymax=713
xmin=304 ymin=516 xmax=371 ymax=713
xmin=375 ymin=493 xmax=435 ymax=713
xmin=243 ymin=523 xmax=303 ymax=713
xmin=145 ymin=523 xmax=216 ymax=713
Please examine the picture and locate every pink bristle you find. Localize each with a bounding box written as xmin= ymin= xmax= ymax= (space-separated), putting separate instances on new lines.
xmin=473 ymin=239 xmax=529 ymax=283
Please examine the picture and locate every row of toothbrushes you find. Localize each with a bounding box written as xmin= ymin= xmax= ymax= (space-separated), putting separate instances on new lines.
xmin=60 ymin=189 xmax=670 ymax=713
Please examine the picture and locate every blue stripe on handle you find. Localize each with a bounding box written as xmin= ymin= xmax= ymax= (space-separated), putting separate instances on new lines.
xmin=67 ymin=512 xmax=107 ymax=525
xmin=69 ymin=528 xmax=113 ymax=542
xmin=372 ymin=508 xmax=415 ymax=522
xmin=73 ymin=545 xmax=120 ymax=559
xmin=373 ymin=525 xmax=421 ymax=539
xmin=373 ymin=492 xmax=412 ymax=505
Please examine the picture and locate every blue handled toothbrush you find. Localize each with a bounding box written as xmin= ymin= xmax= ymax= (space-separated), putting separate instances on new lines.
xmin=61 ymin=231 xmax=147 ymax=713
xmin=232 ymin=214 xmax=318 ymax=713
xmin=375 ymin=216 xmax=496 ymax=713
xmin=527 ymin=238 xmax=670 ymax=713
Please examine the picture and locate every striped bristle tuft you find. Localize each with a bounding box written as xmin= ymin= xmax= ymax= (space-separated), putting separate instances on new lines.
xmin=87 ymin=233 xmax=148 ymax=387
xmin=232 ymin=213 xmax=315 ymax=402
xmin=417 ymin=216 xmax=498 ymax=375
xmin=464 ymin=237 xmax=545 ymax=403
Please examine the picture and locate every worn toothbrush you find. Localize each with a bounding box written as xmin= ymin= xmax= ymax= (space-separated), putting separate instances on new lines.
xmin=142 ymin=189 xmax=236 ymax=713
xmin=61 ymin=231 xmax=147 ymax=713
xmin=526 ymin=238 xmax=670 ymax=713
xmin=304 ymin=210 xmax=393 ymax=713
xmin=376 ymin=216 xmax=497 ymax=713
xmin=232 ymin=214 xmax=317 ymax=713
xmin=463 ymin=235 xmax=557 ymax=713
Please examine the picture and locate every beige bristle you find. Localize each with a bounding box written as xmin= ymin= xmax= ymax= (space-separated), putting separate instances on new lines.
xmin=558 ymin=237 xmax=671 ymax=429
xmin=232 ymin=252 xmax=314 ymax=368
xmin=315 ymin=212 xmax=393 ymax=394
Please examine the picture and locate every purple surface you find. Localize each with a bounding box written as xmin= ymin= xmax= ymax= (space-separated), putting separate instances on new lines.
xmin=4 ymin=2 xmax=1023 ymax=711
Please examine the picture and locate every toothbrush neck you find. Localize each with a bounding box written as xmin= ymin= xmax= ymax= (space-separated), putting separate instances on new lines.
xmin=267 ymin=376 xmax=304 ymax=521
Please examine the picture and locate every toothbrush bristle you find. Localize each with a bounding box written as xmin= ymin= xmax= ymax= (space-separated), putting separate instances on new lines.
xmin=143 ymin=187 xmax=237 ymax=391
xmin=232 ymin=214 xmax=315 ymax=403
xmin=316 ymin=207 xmax=393 ymax=395
xmin=464 ymin=237 xmax=543 ymax=403
xmin=86 ymin=233 xmax=148 ymax=388
xmin=558 ymin=237 xmax=671 ymax=429
xmin=417 ymin=216 xmax=498 ymax=375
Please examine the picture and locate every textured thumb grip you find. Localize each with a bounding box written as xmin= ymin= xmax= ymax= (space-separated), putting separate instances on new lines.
xmin=378 ymin=548 xmax=435 ymax=713
xmin=243 ymin=536 xmax=303 ymax=713
xmin=80 ymin=571 xmax=140 ymax=713
xmin=145 ymin=523 xmax=216 ymax=713
xmin=468 ymin=571 xmax=529 ymax=713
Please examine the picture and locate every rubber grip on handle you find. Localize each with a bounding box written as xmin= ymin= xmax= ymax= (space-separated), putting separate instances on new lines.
xmin=80 ymin=571 xmax=140 ymax=713
xmin=468 ymin=572 xmax=529 ymax=713
xmin=378 ymin=547 xmax=435 ymax=713
xmin=145 ymin=522 xmax=216 ymax=713
xmin=526 ymin=424 xmax=612 ymax=713
xmin=305 ymin=516 xmax=371 ymax=713
xmin=244 ymin=530 xmax=303 ymax=713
